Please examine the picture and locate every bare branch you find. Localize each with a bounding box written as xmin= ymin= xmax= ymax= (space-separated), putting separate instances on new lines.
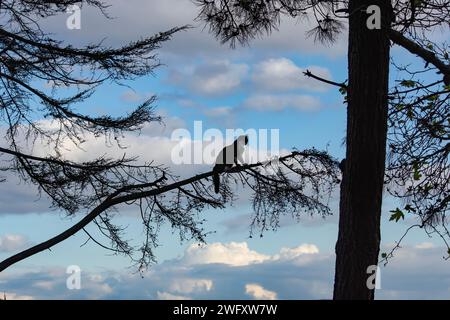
xmin=389 ymin=29 xmax=450 ymax=85
xmin=0 ymin=150 xmax=340 ymax=272
xmin=304 ymin=69 xmax=347 ymax=89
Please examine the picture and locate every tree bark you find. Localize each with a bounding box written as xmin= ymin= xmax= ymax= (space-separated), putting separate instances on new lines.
xmin=333 ymin=0 xmax=391 ymax=299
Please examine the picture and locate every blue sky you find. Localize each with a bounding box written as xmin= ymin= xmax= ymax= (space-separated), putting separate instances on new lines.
xmin=0 ymin=0 xmax=449 ymax=300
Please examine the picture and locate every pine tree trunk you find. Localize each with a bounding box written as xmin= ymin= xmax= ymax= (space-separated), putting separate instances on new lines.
xmin=333 ymin=0 xmax=391 ymax=299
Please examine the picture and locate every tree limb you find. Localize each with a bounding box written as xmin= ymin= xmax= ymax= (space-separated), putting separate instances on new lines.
xmin=0 ymin=146 xmax=130 ymax=170
xmin=303 ymin=69 xmax=347 ymax=89
xmin=388 ymin=29 xmax=450 ymax=85
xmin=0 ymin=151 xmax=313 ymax=272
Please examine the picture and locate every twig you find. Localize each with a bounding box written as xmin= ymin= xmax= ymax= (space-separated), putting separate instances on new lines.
xmin=303 ymin=69 xmax=347 ymax=89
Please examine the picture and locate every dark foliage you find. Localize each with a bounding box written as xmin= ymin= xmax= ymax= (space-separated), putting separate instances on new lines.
xmin=0 ymin=1 xmax=341 ymax=272
xmin=194 ymin=0 xmax=450 ymax=264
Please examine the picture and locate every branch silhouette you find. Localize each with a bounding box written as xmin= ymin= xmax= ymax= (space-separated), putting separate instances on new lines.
xmin=388 ymin=29 xmax=450 ymax=85
xmin=0 ymin=0 xmax=345 ymax=276
xmin=303 ymin=70 xmax=347 ymax=89
xmin=0 ymin=150 xmax=340 ymax=272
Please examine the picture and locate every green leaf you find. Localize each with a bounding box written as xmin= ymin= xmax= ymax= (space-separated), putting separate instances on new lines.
xmin=407 ymin=108 xmax=414 ymax=119
xmin=412 ymin=162 xmax=422 ymax=181
xmin=389 ymin=208 xmax=405 ymax=222
xmin=424 ymin=184 xmax=433 ymax=193
xmin=338 ymin=87 xmax=347 ymax=95
xmin=400 ymin=80 xmax=416 ymax=88
xmin=381 ymin=252 xmax=387 ymax=259
xmin=413 ymin=170 xmax=421 ymax=181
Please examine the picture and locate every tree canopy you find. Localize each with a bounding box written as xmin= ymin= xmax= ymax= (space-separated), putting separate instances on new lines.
xmin=0 ymin=0 xmax=340 ymax=272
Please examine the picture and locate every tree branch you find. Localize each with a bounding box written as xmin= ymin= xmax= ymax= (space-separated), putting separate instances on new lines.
xmin=0 ymin=146 xmax=128 ymax=170
xmin=388 ymin=29 xmax=450 ymax=85
xmin=0 ymin=151 xmax=314 ymax=272
xmin=303 ymin=69 xmax=347 ymax=89
xmin=0 ymin=27 xmax=187 ymax=64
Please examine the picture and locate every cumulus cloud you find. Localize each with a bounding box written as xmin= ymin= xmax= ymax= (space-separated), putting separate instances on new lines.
xmin=169 ymin=278 xmax=213 ymax=294
xmin=244 ymin=94 xmax=321 ymax=112
xmin=157 ymin=291 xmax=191 ymax=300
xmin=1 ymin=242 xmax=450 ymax=299
xmin=29 ymin=116 xmax=197 ymax=175
xmin=139 ymin=112 xmax=186 ymax=138
xmin=168 ymin=60 xmax=248 ymax=96
xmin=0 ymin=234 xmax=29 ymax=252
xmin=273 ymin=244 xmax=323 ymax=267
xmin=3 ymin=292 xmax=34 ymax=300
xmin=180 ymin=242 xmax=321 ymax=267
xmin=181 ymin=242 xmax=271 ymax=267
xmin=245 ymin=283 xmax=278 ymax=300
xmin=0 ymin=241 xmax=326 ymax=300
xmin=252 ymin=58 xmax=332 ymax=92
xmin=275 ymin=244 xmax=319 ymax=259
xmin=39 ymin=0 xmax=346 ymax=59
xmin=0 ymin=113 xmax=189 ymax=216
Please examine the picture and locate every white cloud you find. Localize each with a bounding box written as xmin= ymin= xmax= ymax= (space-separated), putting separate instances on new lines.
xmin=244 ymin=94 xmax=321 ymax=112
xmin=140 ymin=113 xmax=186 ymax=138
xmin=275 ymin=244 xmax=320 ymax=260
xmin=181 ymin=242 xmax=270 ymax=266
xmin=272 ymin=244 xmax=323 ymax=267
xmin=32 ymin=281 xmax=54 ymax=291
xmin=0 ymin=241 xmax=326 ymax=299
xmin=40 ymin=0 xmax=346 ymax=59
xmin=0 ymin=234 xmax=29 ymax=252
xmin=169 ymin=278 xmax=213 ymax=294
xmin=169 ymin=60 xmax=248 ymax=96
xmin=415 ymin=242 xmax=435 ymax=249
xmin=157 ymin=291 xmax=191 ymax=300
xmin=252 ymin=58 xmax=332 ymax=92
xmin=245 ymin=283 xmax=278 ymax=300
xmin=31 ymin=116 xmax=194 ymax=174
xmin=0 ymin=112 xmax=290 ymax=216
xmin=3 ymin=292 xmax=34 ymax=300
xmin=93 ymin=283 xmax=114 ymax=296
xmin=0 ymin=114 xmax=190 ymax=215
xmin=2 ymin=242 xmax=450 ymax=299
xmin=203 ymin=106 xmax=233 ymax=117
xmin=88 ymin=274 xmax=105 ymax=282
xmin=179 ymin=242 xmax=321 ymax=268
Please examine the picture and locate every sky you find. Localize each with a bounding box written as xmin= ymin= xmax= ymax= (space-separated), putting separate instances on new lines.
xmin=0 ymin=0 xmax=449 ymax=300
